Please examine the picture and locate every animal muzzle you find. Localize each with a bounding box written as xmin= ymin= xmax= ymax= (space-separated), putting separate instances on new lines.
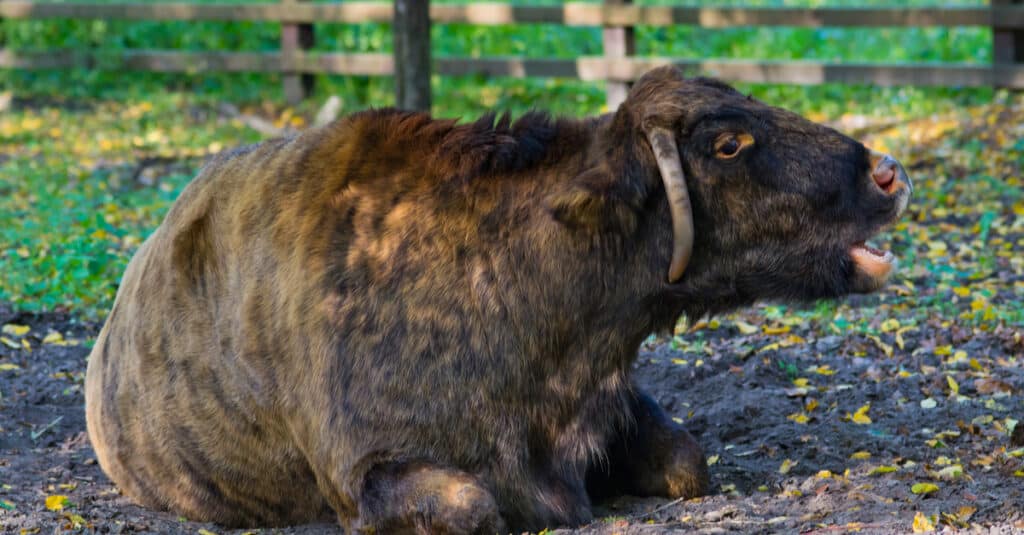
xmin=869 ymin=150 xmax=912 ymax=216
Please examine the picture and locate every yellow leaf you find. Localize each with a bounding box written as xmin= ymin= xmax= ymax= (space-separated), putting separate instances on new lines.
xmin=763 ymin=325 xmax=790 ymax=335
xmin=1 ymin=324 xmax=29 ymax=337
xmin=867 ymin=335 xmax=893 ymax=357
xmin=810 ymin=365 xmax=835 ymax=376
xmin=788 ymin=413 xmax=809 ymax=424
xmin=817 ymin=470 xmax=832 ymax=478
xmin=850 ymin=404 xmax=872 ymax=425
xmin=805 ymin=398 xmax=819 ymax=412
xmin=956 ymin=506 xmax=977 ymax=521
xmin=869 ymin=465 xmax=899 ymax=475
xmin=779 ymin=458 xmax=798 ymax=474
xmin=934 ymin=345 xmax=952 ymax=356
xmin=0 ymin=337 xmax=20 ymax=349
xmin=671 ymin=358 xmax=688 ymax=366
xmin=911 ymin=482 xmax=939 ymax=495
xmin=706 ymin=455 xmax=719 ymax=466
xmin=953 ymin=286 xmax=971 ymax=297
xmin=946 ymin=376 xmax=959 ymax=395
xmin=44 ymin=495 xmax=69 ymax=511
xmin=881 ymin=318 xmax=901 ymax=332
xmin=934 ymin=465 xmax=963 ymax=480
xmin=850 ymin=451 xmax=872 ymax=460
xmin=734 ymin=320 xmax=758 ymax=335
xmin=42 ymin=332 xmax=65 ymax=345
xmin=0 ymin=363 xmax=20 ymax=371
xmin=792 ymin=378 xmax=810 ymax=388
xmin=15 ymin=246 xmax=30 ymax=258
xmin=912 ymin=511 xmax=935 ymax=533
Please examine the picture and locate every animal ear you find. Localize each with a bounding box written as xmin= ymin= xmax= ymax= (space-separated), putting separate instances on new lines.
xmin=171 ymin=212 xmax=215 ymax=291
xmin=547 ymin=168 xmax=636 ymax=232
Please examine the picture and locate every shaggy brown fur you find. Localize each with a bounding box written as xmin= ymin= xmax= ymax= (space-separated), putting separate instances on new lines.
xmin=85 ymin=66 xmax=911 ymax=533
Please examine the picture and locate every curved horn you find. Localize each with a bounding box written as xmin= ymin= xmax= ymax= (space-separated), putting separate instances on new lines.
xmin=644 ymin=126 xmax=694 ymax=283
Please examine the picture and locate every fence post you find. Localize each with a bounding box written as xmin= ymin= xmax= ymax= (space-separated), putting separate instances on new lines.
xmin=281 ymin=0 xmax=315 ymax=104
xmin=394 ymin=0 xmax=431 ymax=111
xmin=993 ymin=0 xmax=1024 ymax=90
xmin=602 ymin=0 xmax=635 ymax=110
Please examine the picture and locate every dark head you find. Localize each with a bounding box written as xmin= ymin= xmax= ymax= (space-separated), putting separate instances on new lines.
xmin=595 ymin=66 xmax=912 ymax=319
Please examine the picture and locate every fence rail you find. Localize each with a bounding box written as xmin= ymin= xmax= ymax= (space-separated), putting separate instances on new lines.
xmin=3 ymin=2 xmax=1023 ymax=27
xmin=1 ymin=1 xmax=1023 ymax=106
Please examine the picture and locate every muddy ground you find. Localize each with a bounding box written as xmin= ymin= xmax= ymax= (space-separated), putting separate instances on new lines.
xmin=1 ymin=300 xmax=1021 ymax=535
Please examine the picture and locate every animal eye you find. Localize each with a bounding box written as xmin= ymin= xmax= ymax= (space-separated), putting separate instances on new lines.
xmin=718 ymin=138 xmax=740 ymax=156
xmin=714 ymin=133 xmax=753 ymax=159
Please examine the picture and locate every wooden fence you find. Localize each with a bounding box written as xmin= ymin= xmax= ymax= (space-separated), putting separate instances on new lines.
xmin=1 ymin=1 xmax=1023 ymax=108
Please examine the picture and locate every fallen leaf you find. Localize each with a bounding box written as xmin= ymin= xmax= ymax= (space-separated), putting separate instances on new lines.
xmin=974 ymin=378 xmax=1014 ymax=395
xmin=850 ymin=451 xmax=872 ymax=460
xmin=44 ymin=495 xmax=69 ymax=511
xmin=867 ymin=335 xmax=893 ymax=357
xmin=911 ymin=482 xmax=940 ymax=495
xmin=788 ymin=412 xmax=809 ymax=424
xmin=869 ymin=465 xmax=899 ymax=475
xmin=933 ymin=465 xmax=964 ymax=480
xmin=920 ymin=398 xmax=937 ymax=409
xmin=956 ymin=506 xmax=976 ymax=522
xmin=912 ymin=511 xmax=935 ymax=533
xmin=42 ymin=331 xmax=65 ymax=345
xmin=1 ymin=324 xmax=29 ymax=336
xmin=734 ymin=320 xmax=758 ymax=334
xmin=849 ymin=404 xmax=872 ymax=425
xmin=779 ymin=458 xmax=798 ymax=474
xmin=0 ymin=363 xmax=20 ymax=371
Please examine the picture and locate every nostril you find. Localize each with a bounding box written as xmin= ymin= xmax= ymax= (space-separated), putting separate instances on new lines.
xmin=872 ymin=165 xmax=896 ymax=191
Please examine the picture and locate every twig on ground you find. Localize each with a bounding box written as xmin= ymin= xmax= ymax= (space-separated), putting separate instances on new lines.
xmin=31 ymin=415 xmax=63 ymax=441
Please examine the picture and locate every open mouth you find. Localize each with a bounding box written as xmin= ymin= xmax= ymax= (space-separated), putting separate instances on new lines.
xmin=850 ymin=240 xmax=896 ymax=281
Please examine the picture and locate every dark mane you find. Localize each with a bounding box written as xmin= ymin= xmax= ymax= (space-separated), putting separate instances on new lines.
xmin=342 ymin=108 xmax=585 ymax=183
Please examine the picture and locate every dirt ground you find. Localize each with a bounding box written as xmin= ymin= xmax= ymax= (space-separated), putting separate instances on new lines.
xmin=1 ymin=300 xmax=1022 ymax=535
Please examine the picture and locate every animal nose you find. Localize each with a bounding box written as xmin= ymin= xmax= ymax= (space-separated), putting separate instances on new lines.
xmin=869 ymin=150 xmax=912 ymax=196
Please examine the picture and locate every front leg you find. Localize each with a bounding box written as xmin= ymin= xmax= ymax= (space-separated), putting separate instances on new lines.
xmin=587 ymin=389 xmax=709 ymax=501
xmin=353 ymin=461 xmax=506 ymax=535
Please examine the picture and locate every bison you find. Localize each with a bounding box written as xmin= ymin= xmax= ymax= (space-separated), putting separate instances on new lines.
xmin=85 ymin=66 xmax=911 ymax=533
